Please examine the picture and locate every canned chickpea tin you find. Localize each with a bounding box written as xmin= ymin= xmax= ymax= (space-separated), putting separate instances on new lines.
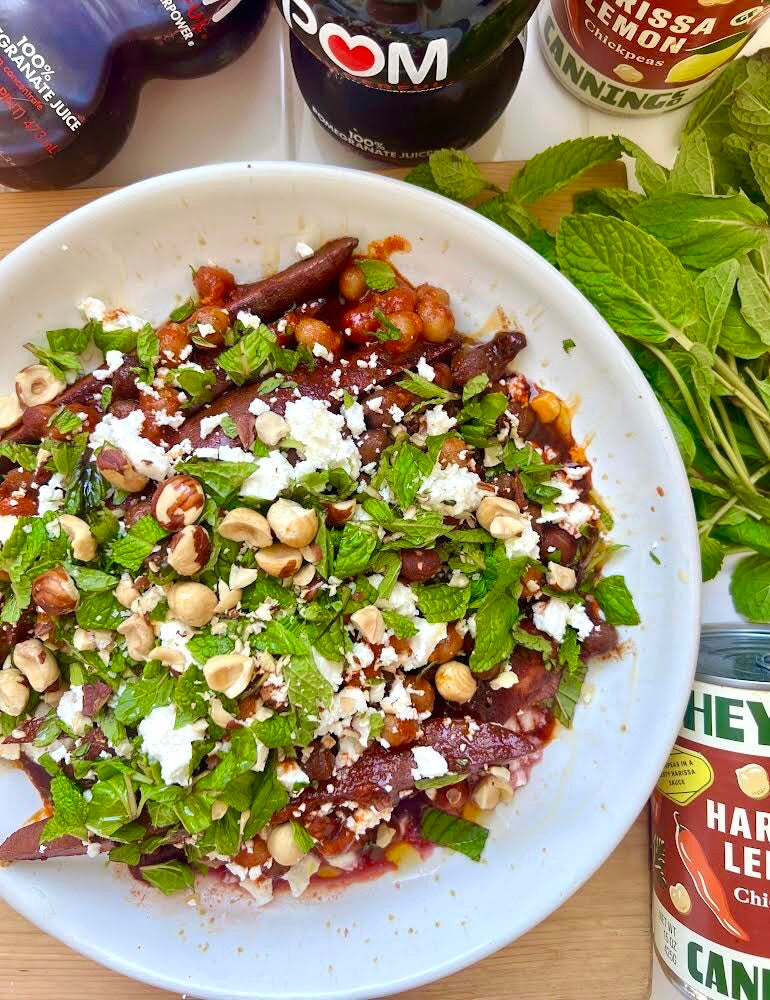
xmin=652 ymin=625 xmax=770 ymax=1000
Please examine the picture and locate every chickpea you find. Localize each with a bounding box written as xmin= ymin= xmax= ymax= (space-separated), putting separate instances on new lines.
xmin=139 ymin=385 xmax=183 ymax=444
xmin=0 ymin=469 xmax=36 ymax=516
xmin=156 ymin=322 xmax=191 ymax=368
xmin=381 ymin=716 xmax=419 ymax=747
xmin=439 ymin=436 xmax=475 ymax=471
xmin=234 ymin=840 xmax=271 ymax=869
xmin=429 ymin=622 xmax=465 ymax=665
xmin=416 ymin=283 xmax=451 ymax=306
xmin=295 ymin=317 xmax=342 ymax=355
xmin=379 ymin=286 xmax=417 ymax=313
xmin=187 ymin=306 xmax=229 ymax=348
xmin=338 ymin=264 xmax=367 ymax=301
xmin=194 ymin=264 xmax=235 ymax=306
xmin=339 ymin=304 xmax=380 ymax=345
xmin=417 ymin=298 xmax=455 ymax=343
xmin=408 ymin=676 xmax=435 ymax=714
xmin=383 ymin=311 xmax=422 ymax=354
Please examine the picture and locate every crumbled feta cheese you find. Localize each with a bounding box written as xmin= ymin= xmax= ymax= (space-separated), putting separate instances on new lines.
xmin=240 ymin=450 xmax=295 ymax=501
xmin=193 ymin=445 xmax=253 ymax=463
xmin=79 ymin=297 xmax=106 ymax=322
xmin=406 ymin=619 xmax=447 ymax=669
xmin=388 ymin=404 xmax=404 ymax=424
xmin=312 ymin=342 xmax=334 ymax=363
xmin=196 ymin=322 xmax=216 ymax=339
xmin=138 ymin=705 xmax=207 ymax=786
xmin=0 ymin=515 xmax=18 ymax=543
xmin=503 ymin=516 xmax=541 ymax=561
xmin=546 ymin=563 xmax=577 ymax=591
xmin=85 ymin=842 xmax=102 ymax=858
xmin=92 ymin=350 xmax=124 ymax=381
xmin=416 ymin=357 xmax=435 ymax=381
xmin=285 ymin=853 xmax=321 ymax=897
xmin=248 ymin=398 xmax=269 ymax=417
xmin=284 ymin=398 xmax=360 ymax=479
xmin=532 ymin=598 xmax=594 ymax=643
xmin=417 ymin=464 xmax=483 ymax=517
xmin=343 ymin=401 xmax=366 ymax=437
xmin=424 ymin=406 xmax=456 ymax=437
xmin=199 ymin=413 xmax=227 ymax=438
xmin=37 ymin=473 xmax=66 ymax=515
xmin=103 ymin=309 xmax=147 ymax=333
xmin=564 ymin=465 xmax=591 ymax=481
xmin=537 ymin=501 xmax=597 ymax=535
xmin=311 ymin=650 xmax=344 ymax=689
xmin=237 ymin=311 xmax=262 ymax=330
xmin=548 ymin=476 xmax=581 ymax=506
xmin=276 ymin=760 xmax=310 ymax=792
xmin=490 ymin=670 xmax=519 ymax=690
xmin=152 ymin=410 xmax=186 ymax=429
xmin=372 ymin=579 xmax=418 ymax=618
xmin=89 ymin=411 xmax=171 ymax=481
xmin=366 ymin=397 xmax=383 ymax=413
xmin=381 ymin=678 xmax=418 ymax=720
xmin=57 ymin=686 xmax=91 ymax=736
xmin=295 ymin=241 xmax=314 ymax=259
xmin=411 ymin=746 xmax=449 ymax=781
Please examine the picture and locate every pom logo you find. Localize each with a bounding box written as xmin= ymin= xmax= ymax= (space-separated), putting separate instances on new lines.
xmin=281 ymin=0 xmax=448 ymax=85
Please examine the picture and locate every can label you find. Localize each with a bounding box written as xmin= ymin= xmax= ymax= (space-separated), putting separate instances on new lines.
xmin=652 ymin=678 xmax=770 ymax=999
xmin=538 ymin=0 xmax=770 ymax=113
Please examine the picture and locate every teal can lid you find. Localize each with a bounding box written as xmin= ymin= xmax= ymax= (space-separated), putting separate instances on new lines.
xmin=698 ymin=623 xmax=770 ymax=689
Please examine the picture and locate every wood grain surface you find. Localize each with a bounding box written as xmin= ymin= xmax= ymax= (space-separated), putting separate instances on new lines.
xmin=0 ymin=158 xmax=650 ymax=1000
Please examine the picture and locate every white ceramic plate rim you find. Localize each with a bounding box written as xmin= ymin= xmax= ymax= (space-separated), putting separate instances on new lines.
xmin=0 ymin=161 xmax=701 ymax=999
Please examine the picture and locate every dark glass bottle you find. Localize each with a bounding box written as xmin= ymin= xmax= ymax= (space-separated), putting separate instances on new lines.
xmin=0 ymin=0 xmax=269 ymax=190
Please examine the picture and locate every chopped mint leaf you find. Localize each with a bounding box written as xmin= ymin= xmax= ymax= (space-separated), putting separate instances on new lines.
xmin=649 ymin=549 xmax=661 ymax=565
xmin=136 ymin=324 xmax=160 ymax=381
xmin=381 ymin=610 xmax=418 ymax=638
xmin=243 ymin=756 xmax=290 ymax=839
xmin=220 ymin=415 xmax=239 ymax=439
xmin=462 ymin=374 xmax=489 ymax=401
xmin=75 ymin=590 xmax=126 ymax=631
xmin=174 ymin=367 xmax=216 ymax=405
xmin=68 ymin=566 xmax=119 ymax=591
xmin=175 ymin=459 xmax=257 ymax=504
xmin=93 ymin=326 xmax=137 ymax=354
xmin=41 ymin=775 xmax=89 ymax=843
xmin=140 ymin=860 xmax=195 ymax=895
xmin=428 ymin=149 xmax=489 ymax=201
xmin=109 ymin=516 xmax=167 ymax=573
xmin=357 ymin=258 xmax=397 ymax=292
xmin=187 ymin=631 xmax=235 ymax=665
xmin=291 ymin=820 xmax=315 ymax=853
xmin=217 ymin=324 xmax=275 ymax=386
xmin=113 ymin=662 xmax=174 ymax=724
xmin=396 ymin=371 xmax=457 ymax=404
xmin=562 ymin=338 xmax=576 ymax=353
xmin=593 ymin=575 xmax=640 ymax=626
xmin=24 ymin=341 xmax=83 ymax=381
xmin=47 ymin=325 xmax=90 ymax=355
xmin=334 ymin=523 xmax=379 ymax=577
xmin=414 ymin=583 xmax=471 ymax=623
xmin=372 ymin=307 xmax=402 ymax=342
xmin=420 ymin=807 xmax=488 ymax=861
xmin=0 ymin=442 xmax=38 ymax=471
xmin=169 ymin=299 xmax=196 ymax=322
xmin=415 ymin=772 xmax=468 ymax=790
xmin=551 ymin=663 xmax=587 ymax=727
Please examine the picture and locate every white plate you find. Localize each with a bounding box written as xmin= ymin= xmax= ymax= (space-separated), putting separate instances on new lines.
xmin=0 ymin=162 xmax=700 ymax=999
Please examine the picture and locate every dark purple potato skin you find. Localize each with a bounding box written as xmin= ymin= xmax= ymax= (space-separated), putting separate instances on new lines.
xmin=450 ymin=330 xmax=526 ymax=386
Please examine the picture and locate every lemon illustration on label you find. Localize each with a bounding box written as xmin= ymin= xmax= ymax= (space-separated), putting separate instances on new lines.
xmin=665 ymin=34 xmax=749 ymax=82
xmin=657 ymin=745 xmax=714 ymax=805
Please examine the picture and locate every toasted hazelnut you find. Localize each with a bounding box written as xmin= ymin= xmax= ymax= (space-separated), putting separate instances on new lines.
xmin=293 ymin=563 xmax=316 ymax=588
xmin=350 ymin=605 xmax=385 ymax=644
xmin=218 ymin=508 xmax=272 ymax=548
xmin=471 ymin=773 xmax=514 ymax=809
xmin=255 ymin=544 xmax=303 ymax=578
xmin=210 ymin=696 xmax=234 ymax=728
xmin=168 ymin=524 xmax=211 ymax=576
xmin=147 ymin=646 xmax=187 ymax=671
xmin=96 ymin=447 xmax=149 ymax=492
xmin=0 ymin=393 xmax=23 ymax=431
xmin=229 ymin=565 xmax=259 ymax=590
xmin=326 ymin=499 xmax=357 ymax=526
xmin=13 ymin=639 xmax=60 ymax=692
xmin=116 ymin=574 xmax=141 ymax=608
xmin=546 ymin=563 xmax=577 ymax=591
xmin=57 ymin=514 xmax=97 ymax=562
xmin=72 ymin=628 xmax=114 ymax=653
xmin=487 ymin=514 xmax=530 ymax=542
xmin=117 ymin=613 xmax=155 ymax=660
xmin=32 ymin=567 xmax=79 ymax=615
xmin=166 ymin=581 xmax=218 ymax=627
xmin=267 ymin=822 xmax=308 ymax=867
xmin=15 ymin=365 xmax=66 ymax=408
xmin=215 ymin=581 xmax=242 ymax=613
xmin=211 ymin=800 xmax=229 ymax=822
xmin=254 ymin=410 xmax=289 ymax=447
xmin=301 ymin=543 xmax=322 ymax=564
xmin=477 ymin=496 xmax=521 ymax=531
xmin=435 ymin=660 xmax=477 ymax=704
xmin=375 ymin=824 xmax=396 ymax=849
xmin=152 ymin=475 xmax=206 ymax=531
xmin=0 ymin=667 xmax=30 ymax=716
xmin=267 ymin=499 xmax=318 ymax=549
xmin=203 ymin=653 xmax=255 ymax=699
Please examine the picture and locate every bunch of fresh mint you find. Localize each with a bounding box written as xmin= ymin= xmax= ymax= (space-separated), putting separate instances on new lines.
xmin=406 ymin=51 xmax=770 ymax=621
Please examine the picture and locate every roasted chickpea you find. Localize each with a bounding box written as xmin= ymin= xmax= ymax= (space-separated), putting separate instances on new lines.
xmin=233 ymin=841 xmax=271 ymax=869
xmin=139 ymin=385 xmax=183 ymax=444
xmin=47 ymin=404 xmax=100 ymax=440
xmin=381 ymin=715 xmax=419 ymax=747
xmin=294 ymin=317 xmax=343 ymax=356
xmin=0 ymin=469 xmax=36 ymax=516
xmin=409 ymin=676 xmax=435 ymax=714
xmin=156 ymin=322 xmax=191 ymax=368
xmin=188 ymin=306 xmax=229 ymax=348
xmin=194 ymin=264 xmax=235 ymax=306
xmin=382 ymin=311 xmax=422 ymax=354
xmin=439 ymin=436 xmax=475 ymax=470
xmin=339 ymin=304 xmax=380 ymax=345
xmin=338 ymin=264 xmax=367 ymax=301
xmin=429 ymin=622 xmax=465 ymax=665
xmin=416 ymin=283 xmax=450 ymax=306
xmin=417 ymin=297 xmax=455 ymax=343
xmin=379 ymin=286 xmax=417 ymax=313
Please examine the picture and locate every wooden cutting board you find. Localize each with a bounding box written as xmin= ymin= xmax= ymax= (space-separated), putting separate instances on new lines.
xmin=0 ymin=160 xmax=650 ymax=1000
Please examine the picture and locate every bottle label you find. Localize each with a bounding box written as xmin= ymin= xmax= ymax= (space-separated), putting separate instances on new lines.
xmin=651 ymin=679 xmax=770 ymax=999
xmin=539 ymin=0 xmax=770 ymax=112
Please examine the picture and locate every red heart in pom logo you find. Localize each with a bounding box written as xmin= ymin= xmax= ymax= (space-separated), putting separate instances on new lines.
xmin=327 ymin=33 xmax=376 ymax=72
xmin=320 ymin=25 xmax=384 ymax=77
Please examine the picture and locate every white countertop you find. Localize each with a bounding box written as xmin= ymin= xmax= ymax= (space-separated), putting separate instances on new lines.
xmin=81 ymin=13 xmax=770 ymax=998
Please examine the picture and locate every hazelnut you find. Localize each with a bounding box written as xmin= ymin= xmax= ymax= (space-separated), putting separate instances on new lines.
xmin=218 ymin=508 xmax=272 ymax=548
xmin=152 ymin=475 xmax=206 ymax=531
xmin=293 ymin=563 xmax=316 ymax=588
xmin=210 ymin=696 xmax=234 ymax=728
xmin=435 ymin=660 xmax=477 ymax=704
xmin=72 ymin=628 xmax=114 ymax=653
xmin=168 ymin=524 xmax=211 ymax=576
xmin=229 ymin=566 xmax=259 ymax=590
xmin=166 ymin=581 xmax=218 ymax=627
xmin=254 ymin=410 xmax=289 ymax=447
xmin=32 ymin=567 xmax=79 ymax=615
xmin=115 ymin=574 xmax=141 ymax=608
xmin=215 ymin=581 xmax=242 ymax=613
xmin=117 ymin=613 xmax=156 ymax=660
xmin=326 ymin=499 xmax=357 ymax=526
xmin=15 ymin=365 xmax=66 ymax=408
xmin=0 ymin=393 xmax=23 ymax=431
xmin=255 ymin=544 xmax=303 ymax=578
xmin=13 ymin=639 xmax=60 ymax=692
xmin=266 ymin=499 xmax=318 ymax=549
xmin=350 ymin=605 xmax=385 ymax=644
xmin=57 ymin=514 xmax=97 ymax=562
xmin=96 ymin=447 xmax=149 ymax=492
xmin=477 ymin=496 xmax=522 ymax=531
xmin=147 ymin=646 xmax=187 ymax=672
xmin=0 ymin=667 xmax=30 ymax=716
xmin=211 ymin=800 xmax=229 ymax=822
xmin=267 ymin=822 xmax=308 ymax=867
xmin=301 ymin=543 xmax=322 ymax=564
xmin=203 ymin=653 xmax=255 ymax=699
xmin=546 ymin=563 xmax=577 ymax=591
xmin=471 ymin=772 xmax=514 ymax=810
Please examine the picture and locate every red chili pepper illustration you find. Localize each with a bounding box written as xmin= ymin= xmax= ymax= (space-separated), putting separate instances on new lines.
xmin=565 ymin=0 xmax=583 ymax=49
xmin=674 ymin=812 xmax=749 ymax=942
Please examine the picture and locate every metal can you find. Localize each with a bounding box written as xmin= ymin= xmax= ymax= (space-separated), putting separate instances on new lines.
xmin=537 ymin=0 xmax=770 ymax=114
xmin=652 ymin=625 xmax=770 ymax=999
